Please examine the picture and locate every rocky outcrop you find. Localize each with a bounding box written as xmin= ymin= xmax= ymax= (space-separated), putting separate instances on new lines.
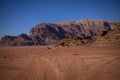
xmin=93 ymin=27 xmax=120 ymax=46
xmin=0 ymin=19 xmax=120 ymax=46
xmin=30 ymin=19 xmax=120 ymax=46
xmin=0 ymin=34 xmax=34 ymax=46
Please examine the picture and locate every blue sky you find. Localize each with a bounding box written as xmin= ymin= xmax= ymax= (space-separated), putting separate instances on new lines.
xmin=0 ymin=0 xmax=120 ymax=39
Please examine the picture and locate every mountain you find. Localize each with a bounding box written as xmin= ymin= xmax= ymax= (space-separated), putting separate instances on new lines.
xmin=0 ymin=19 xmax=120 ymax=46
xmin=0 ymin=34 xmax=34 ymax=46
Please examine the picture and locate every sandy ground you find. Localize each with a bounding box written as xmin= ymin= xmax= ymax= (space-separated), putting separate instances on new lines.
xmin=0 ymin=46 xmax=120 ymax=80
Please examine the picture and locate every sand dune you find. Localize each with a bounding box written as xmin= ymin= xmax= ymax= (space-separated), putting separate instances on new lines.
xmin=0 ymin=46 xmax=120 ymax=80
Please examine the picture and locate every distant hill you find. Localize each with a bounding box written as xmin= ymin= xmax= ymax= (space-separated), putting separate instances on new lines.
xmin=0 ymin=19 xmax=120 ymax=46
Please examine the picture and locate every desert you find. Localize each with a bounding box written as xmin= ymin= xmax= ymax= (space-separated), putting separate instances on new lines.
xmin=0 ymin=46 xmax=120 ymax=80
xmin=1 ymin=0 xmax=120 ymax=80
xmin=0 ymin=19 xmax=120 ymax=80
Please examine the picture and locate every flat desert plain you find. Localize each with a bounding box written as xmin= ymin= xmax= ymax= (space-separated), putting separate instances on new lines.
xmin=0 ymin=46 xmax=120 ymax=80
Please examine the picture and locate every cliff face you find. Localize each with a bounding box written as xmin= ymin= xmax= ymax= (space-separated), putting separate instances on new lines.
xmin=0 ymin=19 xmax=120 ymax=46
xmin=29 ymin=19 xmax=120 ymax=45
xmin=29 ymin=23 xmax=66 ymax=45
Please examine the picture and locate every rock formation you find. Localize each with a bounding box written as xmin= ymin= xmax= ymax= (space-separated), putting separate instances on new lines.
xmin=0 ymin=19 xmax=120 ymax=46
xmin=0 ymin=34 xmax=34 ymax=46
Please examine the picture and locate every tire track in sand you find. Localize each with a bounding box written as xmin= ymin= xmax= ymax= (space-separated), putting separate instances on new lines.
xmin=14 ymin=54 xmax=120 ymax=80
xmin=14 ymin=57 xmax=60 ymax=80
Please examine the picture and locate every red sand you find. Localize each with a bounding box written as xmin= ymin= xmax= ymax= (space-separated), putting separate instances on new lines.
xmin=0 ymin=46 xmax=120 ymax=80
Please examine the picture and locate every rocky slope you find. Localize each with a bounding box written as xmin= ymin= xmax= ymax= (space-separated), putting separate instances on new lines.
xmin=93 ymin=27 xmax=120 ymax=46
xmin=0 ymin=19 xmax=120 ymax=46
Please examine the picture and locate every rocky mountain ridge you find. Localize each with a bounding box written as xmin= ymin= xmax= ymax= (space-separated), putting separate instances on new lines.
xmin=0 ymin=19 xmax=120 ymax=46
xmin=0 ymin=34 xmax=34 ymax=46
